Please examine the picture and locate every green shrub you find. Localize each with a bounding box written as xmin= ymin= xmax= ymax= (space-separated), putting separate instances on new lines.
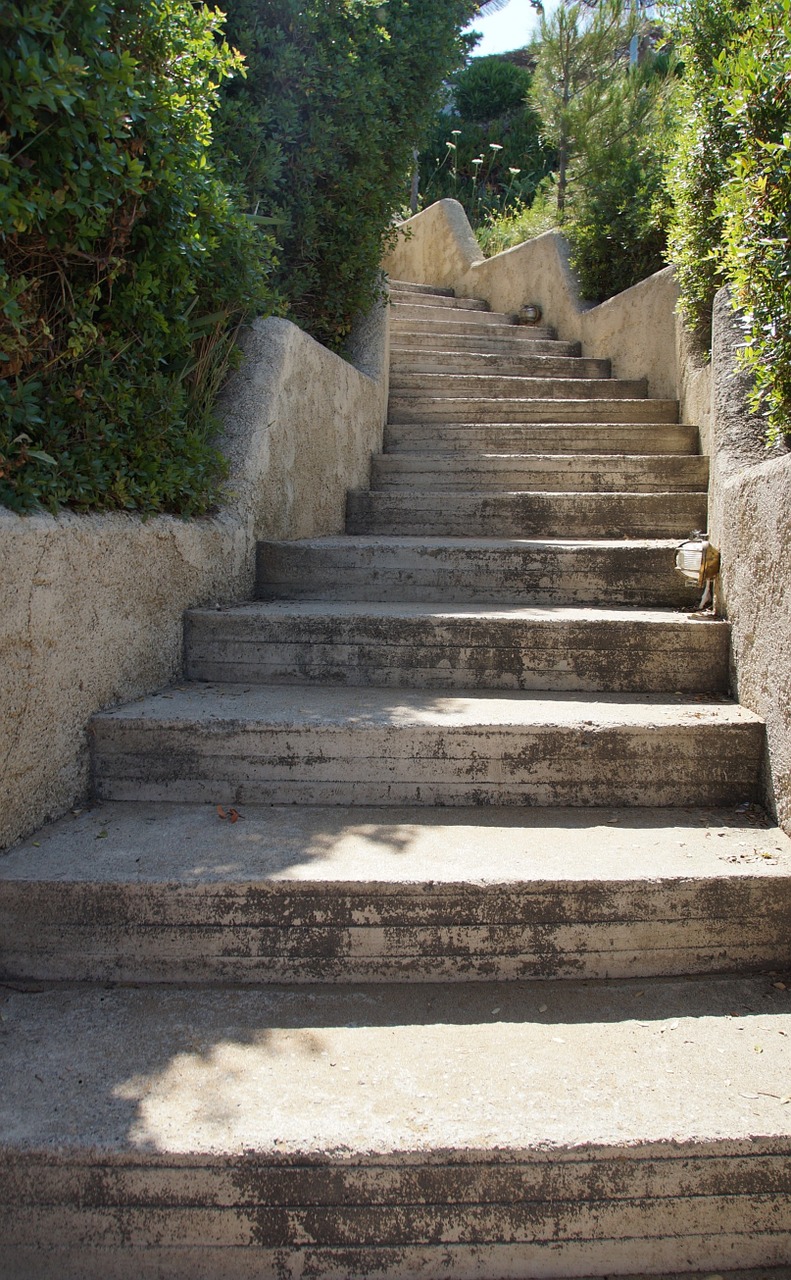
xmin=215 ymin=0 xmax=477 ymax=351
xmin=665 ymin=0 xmax=748 ymax=345
xmin=667 ymin=0 xmax=791 ymax=442
xmin=475 ymin=181 xmax=557 ymax=256
xmin=717 ymin=0 xmax=791 ymax=442
xmin=565 ymin=61 xmax=679 ymax=302
xmin=418 ymin=56 xmax=552 ymax=228
xmin=0 ymin=0 xmax=277 ymax=515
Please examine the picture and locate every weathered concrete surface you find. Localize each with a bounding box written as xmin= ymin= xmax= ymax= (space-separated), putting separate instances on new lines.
xmin=3 ymin=977 xmax=791 ymax=1275
xmin=184 ymin=601 xmax=729 ymax=693
xmin=389 ymin=372 xmax=648 ymax=399
xmin=90 ymin=684 xmax=764 ymax=808
xmin=385 ymin=422 xmax=700 ymax=455
xmin=256 ymin=535 xmax=701 ymax=607
xmin=0 ymin=307 xmax=388 ymax=852
xmin=387 ymin=396 xmax=678 ymax=425
xmin=383 ymin=200 xmax=679 ymax=398
xmin=386 ymin=208 xmax=791 ymax=835
xmin=2 ymin=802 xmax=789 ymax=983
xmin=372 ymin=453 xmax=708 ymax=493
xmin=705 ymin=292 xmax=791 ymax=835
xmin=346 ymin=490 xmax=708 ymax=539
xmin=388 ymin=348 xmax=606 ymax=377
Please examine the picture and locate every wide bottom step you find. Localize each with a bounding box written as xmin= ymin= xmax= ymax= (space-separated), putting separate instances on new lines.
xmin=2 ymin=976 xmax=791 ymax=1277
xmin=2 ymin=802 xmax=790 ymax=983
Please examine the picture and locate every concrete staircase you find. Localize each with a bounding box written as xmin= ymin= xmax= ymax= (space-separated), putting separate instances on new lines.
xmin=2 ymin=281 xmax=791 ymax=1277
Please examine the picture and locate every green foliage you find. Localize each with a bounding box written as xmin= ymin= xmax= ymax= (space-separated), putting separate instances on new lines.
xmin=454 ymin=55 xmax=533 ymax=120
xmin=667 ymin=0 xmax=791 ymax=442
xmin=717 ymin=0 xmax=791 ymax=442
xmin=665 ymin=0 xmax=748 ymax=344
xmin=475 ymin=180 xmax=557 ymax=255
xmin=565 ymin=58 xmax=679 ymax=301
xmin=1 ymin=0 xmax=278 ymax=515
xmin=418 ymin=57 xmax=552 ymax=228
xmin=529 ymin=0 xmax=644 ymax=218
xmin=215 ymin=0 xmax=477 ymax=351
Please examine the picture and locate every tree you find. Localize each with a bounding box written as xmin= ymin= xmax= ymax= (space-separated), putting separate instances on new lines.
xmin=214 ymin=0 xmax=477 ymax=349
xmin=529 ymin=0 xmax=644 ymax=217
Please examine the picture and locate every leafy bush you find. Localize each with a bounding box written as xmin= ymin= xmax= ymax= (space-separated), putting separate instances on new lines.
xmin=215 ymin=0 xmax=477 ymax=351
xmin=475 ymin=181 xmax=557 ymax=256
xmin=418 ymin=56 xmax=552 ymax=227
xmin=667 ymin=0 xmax=791 ymax=442
xmin=1 ymin=0 xmax=277 ymax=515
xmin=565 ymin=60 xmax=679 ymax=302
xmin=665 ymin=0 xmax=748 ymax=345
xmin=717 ymin=0 xmax=791 ymax=442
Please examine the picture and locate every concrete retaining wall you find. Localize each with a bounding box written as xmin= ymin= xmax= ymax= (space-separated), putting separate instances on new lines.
xmin=384 ymin=199 xmax=678 ymax=399
xmin=0 ymin=307 xmax=388 ymax=850
xmin=385 ymin=200 xmax=791 ymax=832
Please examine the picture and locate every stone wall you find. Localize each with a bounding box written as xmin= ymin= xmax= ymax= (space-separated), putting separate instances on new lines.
xmin=385 ymin=200 xmax=791 ymax=832
xmin=384 ymin=199 xmax=678 ymax=398
xmin=0 ymin=307 xmax=388 ymax=850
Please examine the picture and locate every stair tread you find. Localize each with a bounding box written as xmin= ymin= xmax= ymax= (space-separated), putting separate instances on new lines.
xmin=94 ymin=682 xmax=760 ymax=730
xmin=3 ymin=801 xmax=788 ymax=887
xmin=2 ymin=976 xmax=791 ymax=1158
xmin=259 ymin=533 xmax=688 ymax=550
xmin=188 ymin=600 xmax=721 ymax=625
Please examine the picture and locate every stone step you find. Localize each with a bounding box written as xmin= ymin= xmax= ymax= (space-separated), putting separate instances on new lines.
xmin=388 ymin=279 xmax=456 ymax=297
xmin=372 ymin=453 xmax=709 ymax=493
xmin=390 ymin=302 xmax=528 ymax=327
xmin=390 ymin=374 xmax=646 ymax=400
xmin=390 ymin=350 xmax=611 ymax=379
xmin=391 ymin=320 xmax=561 ymax=345
xmin=391 ymin=331 xmax=581 ymax=357
xmin=2 ymin=804 xmax=789 ymax=984
xmin=3 ymin=976 xmax=791 ymax=1277
xmin=184 ymin=602 xmax=729 ymax=693
xmin=388 ymin=397 xmax=679 ymax=425
xmin=390 ymin=292 xmax=489 ymax=311
xmin=91 ymin=684 xmax=764 ymax=808
xmin=346 ymin=491 xmax=708 ymax=539
xmin=255 ymin=536 xmax=700 ymax=607
xmin=385 ymin=421 xmax=700 ymax=455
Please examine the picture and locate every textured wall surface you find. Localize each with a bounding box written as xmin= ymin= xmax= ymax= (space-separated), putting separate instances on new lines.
xmin=709 ymin=292 xmax=791 ymax=832
xmin=1 ymin=308 xmax=388 ymax=850
xmin=384 ymin=199 xmax=678 ymax=399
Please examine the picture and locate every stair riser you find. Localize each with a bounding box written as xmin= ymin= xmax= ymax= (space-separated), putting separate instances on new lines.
xmin=185 ymin=616 xmax=729 ymax=693
xmin=390 ymin=377 xmax=646 ymax=401
xmin=256 ymin=543 xmax=698 ymax=607
xmin=391 ymin=335 xmax=579 ymax=357
xmin=390 ymin=354 xmax=611 ymax=379
xmin=4 ymin=1147 xmax=791 ymax=1278
xmin=390 ymin=294 xmax=488 ymax=311
xmin=93 ymin=721 xmax=762 ymax=808
xmin=391 ymin=318 xmax=556 ymax=341
xmin=371 ymin=457 xmax=709 ymax=493
xmin=4 ymin=878 xmax=784 ymax=984
xmin=385 ymin=424 xmax=699 ymax=455
xmin=391 ymin=304 xmax=513 ymax=325
xmin=388 ymin=399 xmax=679 ymax=424
xmin=346 ymin=492 xmax=708 ymax=539
xmin=389 ymin=281 xmax=456 ymax=296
